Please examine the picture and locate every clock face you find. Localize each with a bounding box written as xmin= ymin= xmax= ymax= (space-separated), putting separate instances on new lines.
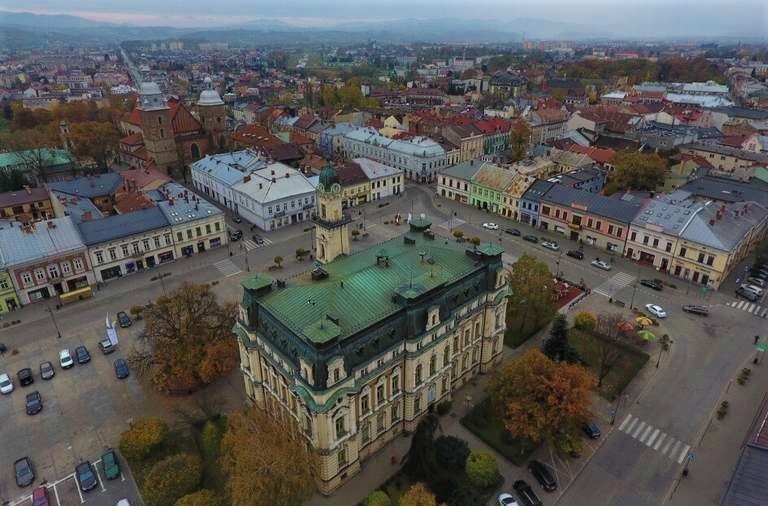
xmin=331 ymin=183 xmax=341 ymax=194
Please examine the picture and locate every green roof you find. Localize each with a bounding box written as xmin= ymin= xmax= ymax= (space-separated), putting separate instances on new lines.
xmin=241 ymin=274 xmax=275 ymax=291
xmin=258 ymin=232 xmax=499 ymax=344
xmin=0 ymin=149 xmax=73 ymax=171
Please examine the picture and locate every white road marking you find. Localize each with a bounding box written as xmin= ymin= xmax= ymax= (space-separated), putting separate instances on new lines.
xmin=646 ymin=428 xmax=660 ymax=447
xmin=746 ymin=303 xmax=756 ymax=313
xmin=668 ymin=440 xmax=681 ymax=459
xmin=662 ymin=437 xmax=675 ymax=455
xmin=93 ymin=463 xmax=107 ymax=492
xmin=618 ymin=414 xmax=632 ymax=431
xmin=633 ymin=421 xmax=647 ymax=438
xmin=625 ymin=417 xmax=639 ymax=434
xmin=639 ymin=425 xmax=653 ymax=443
xmin=53 ymin=482 xmax=61 ymax=506
xmin=752 ymin=305 xmax=761 ymax=314
xmin=677 ymin=444 xmax=691 ymax=464
xmin=736 ymin=300 xmax=746 ymax=310
xmin=653 ymin=433 xmax=667 ymax=450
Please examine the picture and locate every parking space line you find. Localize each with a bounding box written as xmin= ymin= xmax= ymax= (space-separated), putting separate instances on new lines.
xmin=93 ymin=462 xmax=107 ymax=492
xmin=645 ymin=428 xmax=660 ymax=447
xmin=653 ymin=433 xmax=666 ymax=450
xmin=618 ymin=413 xmax=632 ymax=431
xmin=53 ymin=483 xmax=61 ymax=506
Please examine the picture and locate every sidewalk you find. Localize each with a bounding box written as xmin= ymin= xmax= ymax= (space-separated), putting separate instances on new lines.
xmin=667 ymin=353 xmax=768 ymax=505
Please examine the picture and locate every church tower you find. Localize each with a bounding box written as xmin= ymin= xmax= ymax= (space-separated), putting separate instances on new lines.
xmin=138 ymin=82 xmax=179 ymax=173
xmin=313 ymin=163 xmax=351 ymax=263
xmin=196 ymin=77 xmax=227 ymax=151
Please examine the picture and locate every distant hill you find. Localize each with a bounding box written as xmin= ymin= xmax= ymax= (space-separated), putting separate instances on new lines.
xmin=0 ymin=11 xmax=115 ymax=29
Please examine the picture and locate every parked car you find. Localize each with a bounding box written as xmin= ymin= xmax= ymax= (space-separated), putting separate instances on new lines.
xmin=75 ymin=461 xmax=98 ymax=492
xmin=736 ymin=286 xmax=760 ymax=302
xmin=14 ymin=457 xmax=35 ymax=487
xmin=682 ymin=304 xmax=709 ymax=316
xmin=228 ymin=229 xmax=242 ymax=241
xmin=32 ymin=485 xmax=51 ymax=506
xmin=582 ymin=421 xmax=601 ymax=439
xmin=75 ymin=346 xmax=91 ymax=365
xmin=640 ymin=279 xmax=663 ymax=291
xmin=98 ymin=339 xmax=116 ymax=355
xmin=17 ymin=367 xmax=34 ymax=386
xmin=591 ymin=259 xmax=611 ymax=271
xmin=497 ymin=493 xmax=519 ymax=506
xmin=116 ymin=500 xmax=132 ymax=506
xmin=39 ymin=361 xmax=55 ymax=380
xmin=523 ymin=234 xmax=538 ymax=243
xmin=25 ymin=391 xmax=43 ymax=415
xmin=0 ymin=372 xmax=14 ymax=394
xmin=528 ymin=460 xmax=557 ymax=491
xmin=59 ymin=349 xmax=74 ymax=369
xmin=116 ymin=311 xmax=132 ymax=328
xmin=482 ymin=222 xmax=499 ymax=230
xmin=740 ymin=284 xmax=764 ymax=297
xmin=101 ymin=449 xmax=120 ymax=480
xmin=114 ymin=358 xmax=130 ymax=380
xmin=513 ymin=479 xmax=542 ymax=506
xmin=746 ymin=277 xmax=767 ymax=288
xmin=566 ymin=249 xmax=584 ymax=260
xmin=645 ymin=304 xmax=667 ymax=318
xmin=541 ymin=241 xmax=559 ymax=251
xmin=505 ymin=228 xmax=521 ymax=236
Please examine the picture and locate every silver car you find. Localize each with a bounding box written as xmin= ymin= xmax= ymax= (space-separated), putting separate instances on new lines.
xmin=40 ymin=361 xmax=55 ymax=380
xmin=591 ymin=259 xmax=612 ymax=271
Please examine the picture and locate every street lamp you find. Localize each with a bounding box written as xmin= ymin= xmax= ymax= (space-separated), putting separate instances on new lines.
xmin=47 ymin=300 xmax=62 ymax=339
xmin=245 ymin=249 xmax=250 ymax=272
xmin=610 ymin=394 xmax=628 ymax=425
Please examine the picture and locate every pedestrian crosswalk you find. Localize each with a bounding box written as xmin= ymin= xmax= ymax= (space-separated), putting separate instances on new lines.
xmin=726 ymin=300 xmax=768 ymax=318
xmin=437 ymin=217 xmax=466 ymax=230
xmin=243 ymin=237 xmax=273 ymax=251
xmin=214 ymin=259 xmax=242 ymax=277
xmin=618 ymin=413 xmax=691 ymax=464
xmin=593 ymin=272 xmax=636 ymax=298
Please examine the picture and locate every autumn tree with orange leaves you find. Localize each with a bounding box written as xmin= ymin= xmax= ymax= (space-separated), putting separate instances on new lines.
xmin=488 ymin=349 xmax=595 ymax=444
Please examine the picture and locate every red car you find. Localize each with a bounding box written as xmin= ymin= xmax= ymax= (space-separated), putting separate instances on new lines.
xmin=32 ymin=486 xmax=51 ymax=506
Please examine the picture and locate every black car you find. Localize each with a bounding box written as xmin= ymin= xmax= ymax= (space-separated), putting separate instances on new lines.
xmin=39 ymin=361 xmax=55 ymax=380
xmin=528 ymin=460 xmax=557 ymax=491
xmin=114 ymin=358 xmax=130 ymax=379
xmin=75 ymin=346 xmax=91 ymax=365
xmin=116 ymin=311 xmax=132 ymax=328
xmin=566 ymin=249 xmax=584 ymax=260
xmin=682 ymin=304 xmax=709 ymax=316
xmin=582 ymin=421 xmax=601 ymax=439
xmin=18 ymin=367 xmax=34 ymax=386
xmin=25 ymin=391 xmax=43 ymax=415
xmin=736 ymin=286 xmax=759 ymax=302
xmin=75 ymin=461 xmax=98 ymax=492
xmin=252 ymin=234 xmax=264 ymax=245
xmin=14 ymin=457 xmax=35 ymax=487
xmin=523 ymin=234 xmax=538 ymax=243
xmin=513 ymin=480 xmax=542 ymax=506
xmin=640 ymin=279 xmax=663 ymax=291
xmin=232 ymin=215 xmax=242 ymax=224
xmin=505 ymin=228 xmax=522 ymax=236
xmin=228 ymin=229 xmax=242 ymax=241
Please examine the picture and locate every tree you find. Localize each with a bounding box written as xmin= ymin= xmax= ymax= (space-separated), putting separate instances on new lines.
xmin=573 ymin=311 xmax=596 ymax=332
xmin=452 ymin=230 xmax=464 ymax=241
xmin=542 ymin=314 xmax=579 ymax=363
xmin=434 ymin=435 xmax=469 ymax=470
xmin=469 ymin=236 xmax=481 ymax=246
xmin=509 ymin=120 xmax=531 ymax=161
xmin=68 ymin=121 xmax=121 ymax=169
xmin=0 ymin=125 xmax=61 ymax=182
xmin=488 ymin=349 xmax=595 ymax=444
xmin=364 ymin=490 xmax=392 ymax=506
xmin=220 ymin=407 xmax=317 ymax=506
xmin=273 ymin=255 xmax=283 ymax=268
xmin=119 ymin=418 xmax=168 ymax=461
xmin=127 ymin=282 xmax=238 ymax=393
xmin=0 ymin=168 xmax=29 ymax=192
xmin=402 ymin=412 xmax=440 ymax=481
xmin=398 ymin=483 xmax=436 ymax=506
xmin=505 ymin=255 xmax=555 ymax=345
xmin=143 ymin=453 xmax=203 ymax=506
xmin=605 ymin=151 xmax=667 ymax=194
xmin=465 ymin=451 xmax=500 ymax=489
xmin=175 ymin=490 xmax=225 ymax=506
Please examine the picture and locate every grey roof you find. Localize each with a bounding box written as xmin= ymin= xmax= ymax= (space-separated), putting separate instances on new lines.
xmin=232 ymin=162 xmax=315 ymax=204
xmin=77 ymin=207 xmax=170 ymax=245
xmin=721 ymin=446 xmax=768 ymax=506
xmin=679 ymin=176 xmax=768 ymax=208
xmin=632 ymin=198 xmax=703 ymax=235
xmin=681 ymin=143 xmax=768 ymax=163
xmin=521 ymin=179 xmax=557 ymax=203
xmin=0 ymin=217 xmax=85 ymax=266
xmin=680 ymin=201 xmax=768 ymax=252
xmin=542 ymin=184 xmax=646 ymax=223
xmin=48 ymin=173 xmax=122 ymax=198
xmin=439 ymin=160 xmax=484 ymax=181
xmin=154 ymin=182 xmax=223 ymax=226
xmin=710 ymin=106 xmax=768 ymax=120
xmin=52 ymin=191 xmax=103 ymax=223
xmin=190 ymin=150 xmax=267 ymax=186
xmin=353 ymin=157 xmax=402 ymax=180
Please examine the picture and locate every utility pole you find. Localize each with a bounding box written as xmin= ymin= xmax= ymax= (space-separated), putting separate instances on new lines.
xmin=47 ymin=300 xmax=62 ymax=339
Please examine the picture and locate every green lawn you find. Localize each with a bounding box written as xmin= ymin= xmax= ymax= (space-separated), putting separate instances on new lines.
xmin=460 ymin=398 xmax=538 ymax=466
xmin=569 ymin=329 xmax=649 ymax=401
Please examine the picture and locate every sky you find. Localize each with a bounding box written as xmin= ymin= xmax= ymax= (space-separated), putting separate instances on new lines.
xmin=0 ymin=0 xmax=766 ymax=36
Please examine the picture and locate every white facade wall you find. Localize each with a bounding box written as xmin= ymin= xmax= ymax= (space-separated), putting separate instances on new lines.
xmin=88 ymin=228 xmax=175 ymax=282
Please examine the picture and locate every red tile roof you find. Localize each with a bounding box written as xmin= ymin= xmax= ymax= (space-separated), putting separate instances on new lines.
xmin=567 ymin=145 xmax=617 ymax=164
xmin=474 ymin=118 xmax=511 ymax=134
xmin=120 ymin=133 xmax=144 ymax=146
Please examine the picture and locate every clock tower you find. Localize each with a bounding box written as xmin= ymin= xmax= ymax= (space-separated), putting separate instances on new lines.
xmin=313 ymin=163 xmax=351 ymax=263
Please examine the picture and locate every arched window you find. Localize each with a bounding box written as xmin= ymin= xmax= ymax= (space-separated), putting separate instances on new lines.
xmin=190 ymin=143 xmax=200 ymax=159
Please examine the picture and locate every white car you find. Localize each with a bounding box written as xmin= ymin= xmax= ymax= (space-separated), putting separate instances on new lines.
xmin=0 ymin=373 xmax=13 ymax=394
xmin=498 ymin=493 xmax=519 ymax=506
xmin=740 ymin=284 xmax=764 ymax=297
xmin=482 ymin=222 xmax=499 ymax=230
xmin=541 ymin=241 xmax=560 ymax=251
xmin=591 ymin=259 xmax=612 ymax=271
xmin=59 ymin=349 xmax=74 ymax=369
xmin=116 ymin=500 xmax=132 ymax=506
xmin=645 ymin=304 xmax=667 ymax=318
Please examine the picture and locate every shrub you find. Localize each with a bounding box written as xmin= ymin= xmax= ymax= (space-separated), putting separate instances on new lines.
xmin=364 ymin=490 xmax=392 ymax=506
xmin=434 ymin=436 xmax=469 ymax=470
xmin=143 ymin=453 xmax=203 ymax=506
xmin=130 ymin=304 xmax=144 ymax=319
xmin=469 ymin=237 xmax=481 ymax=246
xmin=399 ymin=482 xmax=436 ymax=506
xmin=119 ymin=418 xmax=168 ymax=462
xmin=436 ymin=400 xmax=452 ymax=416
xmin=465 ymin=451 xmax=500 ymax=489
xmin=273 ymin=256 xmax=283 ymax=267
xmin=573 ymin=311 xmax=596 ymax=331
xmin=200 ymin=419 xmax=224 ymax=462
xmin=449 ymin=484 xmax=485 ymax=506
xmin=174 ymin=489 xmax=224 ymax=506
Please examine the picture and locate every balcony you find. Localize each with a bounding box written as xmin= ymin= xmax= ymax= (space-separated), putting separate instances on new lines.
xmin=312 ymin=213 xmax=352 ymax=230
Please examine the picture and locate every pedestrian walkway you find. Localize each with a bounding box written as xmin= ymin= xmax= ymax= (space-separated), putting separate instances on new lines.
xmin=436 ymin=217 xmax=465 ymax=230
xmin=617 ymin=413 xmax=691 ymax=464
xmin=243 ymin=237 xmax=273 ymax=251
xmin=213 ymin=258 xmax=242 ymax=277
xmin=725 ymin=299 xmax=768 ymax=318
xmin=593 ymin=272 xmax=636 ymax=298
